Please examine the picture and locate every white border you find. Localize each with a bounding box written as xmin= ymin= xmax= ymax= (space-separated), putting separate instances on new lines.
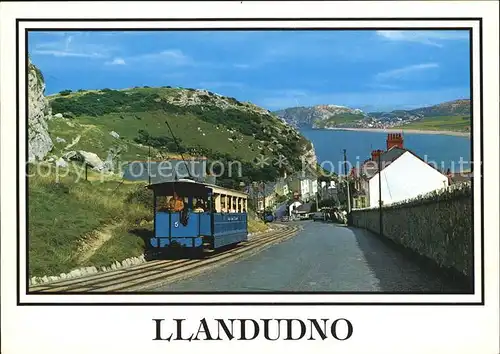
xmin=1 ymin=2 xmax=498 ymax=354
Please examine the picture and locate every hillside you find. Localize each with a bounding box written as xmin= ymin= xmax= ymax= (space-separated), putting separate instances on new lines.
xmin=275 ymin=99 xmax=471 ymax=132
xmin=28 ymin=63 xmax=282 ymax=279
xmin=46 ymin=86 xmax=318 ymax=188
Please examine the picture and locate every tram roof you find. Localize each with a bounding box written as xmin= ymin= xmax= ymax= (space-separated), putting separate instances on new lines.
xmin=147 ymin=180 xmax=248 ymax=198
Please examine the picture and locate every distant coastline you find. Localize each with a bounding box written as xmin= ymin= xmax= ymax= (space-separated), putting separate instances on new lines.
xmin=319 ymin=127 xmax=470 ymax=138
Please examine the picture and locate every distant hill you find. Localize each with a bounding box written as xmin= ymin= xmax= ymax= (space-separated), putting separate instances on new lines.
xmin=274 ymin=99 xmax=471 ymax=132
xmin=46 ymin=86 xmax=318 ymax=188
xmin=274 ymin=105 xmax=365 ymax=129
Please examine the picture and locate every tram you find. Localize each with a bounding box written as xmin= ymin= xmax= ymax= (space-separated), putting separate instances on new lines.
xmin=147 ymin=179 xmax=248 ymax=253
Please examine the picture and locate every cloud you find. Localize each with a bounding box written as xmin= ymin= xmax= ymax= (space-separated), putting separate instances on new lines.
xmin=233 ymin=64 xmax=250 ymax=69
xmin=106 ymin=58 xmax=126 ymax=65
xmin=164 ymin=72 xmax=185 ymax=79
xmin=125 ymin=49 xmax=208 ymax=68
xmin=375 ymin=63 xmax=439 ymax=81
xmin=376 ymin=30 xmax=469 ymax=47
xmin=366 ymin=83 xmax=399 ymax=90
xmin=140 ymin=49 xmax=189 ymax=62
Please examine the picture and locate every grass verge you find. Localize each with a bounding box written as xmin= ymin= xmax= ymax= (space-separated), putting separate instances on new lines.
xmin=28 ymin=163 xmax=150 ymax=277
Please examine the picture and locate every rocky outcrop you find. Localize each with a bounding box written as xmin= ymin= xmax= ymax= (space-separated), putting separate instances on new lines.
xmin=274 ymin=105 xmax=365 ymax=129
xmin=302 ymin=141 xmax=318 ymax=168
xmin=28 ymin=60 xmax=53 ymax=162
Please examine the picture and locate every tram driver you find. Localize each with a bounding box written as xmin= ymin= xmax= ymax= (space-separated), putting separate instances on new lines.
xmin=168 ymin=192 xmax=185 ymax=212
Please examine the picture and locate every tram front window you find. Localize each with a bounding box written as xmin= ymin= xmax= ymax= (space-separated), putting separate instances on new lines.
xmin=193 ymin=199 xmax=206 ymax=213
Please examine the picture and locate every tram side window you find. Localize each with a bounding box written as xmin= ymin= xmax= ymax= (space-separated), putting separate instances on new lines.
xmin=193 ymin=198 xmax=206 ymax=212
xmin=156 ymin=195 xmax=185 ymax=212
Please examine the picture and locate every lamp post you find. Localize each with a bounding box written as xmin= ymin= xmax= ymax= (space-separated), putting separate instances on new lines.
xmin=343 ymin=149 xmax=351 ymax=213
xmin=378 ymin=152 xmax=383 ymax=236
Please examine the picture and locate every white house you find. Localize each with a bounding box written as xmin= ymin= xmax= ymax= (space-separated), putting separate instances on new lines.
xmin=311 ymin=179 xmax=318 ymax=195
xmin=300 ymin=179 xmax=310 ymax=200
xmin=366 ymin=149 xmax=449 ymax=208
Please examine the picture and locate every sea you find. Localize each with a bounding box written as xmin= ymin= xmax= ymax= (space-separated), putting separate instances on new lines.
xmin=300 ymin=129 xmax=472 ymax=175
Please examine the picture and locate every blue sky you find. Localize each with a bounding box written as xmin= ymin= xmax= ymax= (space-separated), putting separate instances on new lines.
xmin=28 ymin=29 xmax=470 ymax=112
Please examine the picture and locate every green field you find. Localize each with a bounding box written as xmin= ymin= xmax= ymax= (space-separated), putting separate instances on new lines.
xmin=395 ymin=115 xmax=471 ymax=132
xmin=48 ymin=111 xmax=265 ymax=163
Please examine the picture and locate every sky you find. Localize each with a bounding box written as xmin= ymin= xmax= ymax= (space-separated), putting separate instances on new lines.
xmin=28 ymin=29 xmax=470 ymax=112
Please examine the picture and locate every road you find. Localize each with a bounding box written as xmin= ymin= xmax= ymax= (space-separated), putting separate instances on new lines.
xmin=152 ymin=221 xmax=460 ymax=292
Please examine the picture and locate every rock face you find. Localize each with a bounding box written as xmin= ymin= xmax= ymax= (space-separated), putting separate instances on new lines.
xmin=302 ymin=141 xmax=318 ymax=168
xmin=28 ymin=60 xmax=53 ymax=162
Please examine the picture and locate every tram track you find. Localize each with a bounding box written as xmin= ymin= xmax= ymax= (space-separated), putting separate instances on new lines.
xmin=29 ymin=225 xmax=299 ymax=293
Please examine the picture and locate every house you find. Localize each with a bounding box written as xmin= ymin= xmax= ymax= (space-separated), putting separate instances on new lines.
xmin=248 ymin=182 xmax=278 ymax=212
xmin=287 ymin=172 xmax=318 ymax=202
xmin=351 ymin=133 xmax=449 ymax=208
xmin=446 ymin=170 xmax=473 ymax=185
xmin=318 ymin=179 xmax=339 ymax=203
xmin=274 ymin=177 xmax=290 ymax=197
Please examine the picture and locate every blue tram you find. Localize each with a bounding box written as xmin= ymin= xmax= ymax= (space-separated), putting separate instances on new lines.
xmin=147 ymin=179 xmax=248 ymax=253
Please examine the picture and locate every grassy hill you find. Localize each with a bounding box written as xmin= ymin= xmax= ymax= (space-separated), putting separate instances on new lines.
xmin=314 ymin=112 xmax=365 ymax=128
xmin=29 ymin=83 xmax=299 ymax=279
xmin=391 ymin=99 xmax=471 ymax=132
xmin=395 ymin=115 xmax=471 ymax=132
xmin=275 ymin=99 xmax=471 ymax=132
xmin=47 ymin=86 xmax=313 ymax=187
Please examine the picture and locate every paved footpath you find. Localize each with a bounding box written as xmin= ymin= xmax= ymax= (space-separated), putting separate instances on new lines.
xmin=152 ymin=221 xmax=460 ymax=292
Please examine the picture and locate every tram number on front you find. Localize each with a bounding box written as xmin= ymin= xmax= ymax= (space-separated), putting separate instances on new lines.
xmin=174 ymin=221 xmax=179 ymax=228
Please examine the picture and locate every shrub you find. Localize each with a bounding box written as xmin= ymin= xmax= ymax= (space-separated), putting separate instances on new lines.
xmin=125 ymin=185 xmax=153 ymax=210
xmin=59 ymin=90 xmax=72 ymax=96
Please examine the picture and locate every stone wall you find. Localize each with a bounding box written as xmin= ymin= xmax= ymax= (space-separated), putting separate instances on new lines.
xmin=28 ymin=60 xmax=53 ymax=162
xmin=350 ymin=182 xmax=473 ymax=279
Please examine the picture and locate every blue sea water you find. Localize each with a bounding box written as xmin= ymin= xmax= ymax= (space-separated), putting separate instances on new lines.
xmin=300 ymin=129 xmax=472 ymax=175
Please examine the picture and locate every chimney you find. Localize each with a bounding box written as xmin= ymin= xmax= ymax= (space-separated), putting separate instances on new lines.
xmin=386 ymin=133 xmax=404 ymax=150
xmin=371 ymin=149 xmax=383 ymax=161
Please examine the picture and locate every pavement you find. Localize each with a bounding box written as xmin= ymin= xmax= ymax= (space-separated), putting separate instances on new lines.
xmin=152 ymin=220 xmax=461 ymax=292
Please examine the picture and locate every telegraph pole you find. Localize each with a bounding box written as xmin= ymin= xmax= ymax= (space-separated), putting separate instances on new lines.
xmin=378 ymin=152 xmax=383 ymax=236
xmin=343 ymin=149 xmax=351 ymax=213
xmin=148 ymin=145 xmax=151 ymax=185
xmin=262 ymin=181 xmax=266 ymax=213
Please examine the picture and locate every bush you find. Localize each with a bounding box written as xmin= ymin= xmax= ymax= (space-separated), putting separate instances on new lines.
xmin=59 ymin=90 xmax=72 ymax=96
xmin=125 ymin=185 xmax=153 ymax=210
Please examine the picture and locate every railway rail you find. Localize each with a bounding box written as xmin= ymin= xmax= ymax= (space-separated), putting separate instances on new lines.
xmin=29 ymin=225 xmax=299 ymax=293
